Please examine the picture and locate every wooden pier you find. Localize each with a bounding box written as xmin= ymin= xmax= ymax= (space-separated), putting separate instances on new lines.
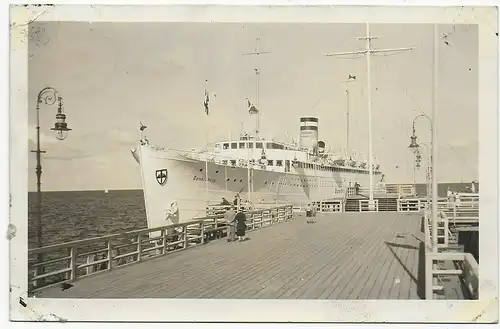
xmin=29 ymin=197 xmax=479 ymax=300
xmin=36 ymin=212 xmax=428 ymax=299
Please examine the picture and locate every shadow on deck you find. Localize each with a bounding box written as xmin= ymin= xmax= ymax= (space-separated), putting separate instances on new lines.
xmin=37 ymin=212 xmax=427 ymax=299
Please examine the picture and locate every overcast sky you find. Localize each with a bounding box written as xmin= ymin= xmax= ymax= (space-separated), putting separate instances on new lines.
xmin=28 ymin=22 xmax=478 ymax=191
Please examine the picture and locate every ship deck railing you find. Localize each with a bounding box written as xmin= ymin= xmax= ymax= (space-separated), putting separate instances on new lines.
xmin=423 ymin=203 xmax=479 ymax=300
xmin=27 ymin=204 xmax=294 ymax=293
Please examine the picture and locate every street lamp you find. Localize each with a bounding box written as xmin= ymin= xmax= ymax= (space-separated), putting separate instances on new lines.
xmin=409 ymin=139 xmax=431 ymax=202
xmin=408 ymin=113 xmax=436 ymax=251
xmin=31 ymin=87 xmax=71 ymax=274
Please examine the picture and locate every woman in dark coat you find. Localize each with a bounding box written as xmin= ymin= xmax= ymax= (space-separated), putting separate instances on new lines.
xmin=235 ymin=211 xmax=247 ymax=242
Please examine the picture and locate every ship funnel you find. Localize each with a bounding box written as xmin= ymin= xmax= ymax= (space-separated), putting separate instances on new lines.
xmin=299 ymin=117 xmax=319 ymax=151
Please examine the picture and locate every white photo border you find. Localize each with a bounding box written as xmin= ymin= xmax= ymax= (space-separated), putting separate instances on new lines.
xmin=8 ymin=3 xmax=499 ymax=323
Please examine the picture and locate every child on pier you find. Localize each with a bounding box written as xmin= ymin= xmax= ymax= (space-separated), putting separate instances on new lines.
xmin=310 ymin=204 xmax=317 ymax=224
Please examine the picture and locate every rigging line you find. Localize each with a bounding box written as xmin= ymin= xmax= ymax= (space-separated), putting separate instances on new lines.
xmin=372 ymin=50 xmax=413 ymax=57
xmin=328 ymin=54 xmax=365 ymax=60
xmin=378 ymin=59 xmax=429 ymax=118
xmin=370 ymin=57 xmax=420 ymax=149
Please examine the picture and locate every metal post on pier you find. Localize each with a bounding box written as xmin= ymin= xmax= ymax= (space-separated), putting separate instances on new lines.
xmin=325 ymin=23 xmax=414 ymax=209
xmin=431 ymin=24 xmax=439 ymax=253
xmin=408 ymin=24 xmax=439 ymax=254
xmin=204 ymin=79 xmax=210 ymax=207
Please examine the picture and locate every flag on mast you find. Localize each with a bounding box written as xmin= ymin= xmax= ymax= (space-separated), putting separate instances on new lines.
xmin=203 ymin=79 xmax=210 ymax=115
xmin=203 ymin=90 xmax=210 ymax=115
xmin=246 ymin=98 xmax=258 ymax=115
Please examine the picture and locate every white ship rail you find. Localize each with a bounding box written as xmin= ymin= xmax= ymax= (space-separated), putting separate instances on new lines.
xmin=397 ymin=199 xmax=421 ymax=212
xmin=423 ymin=207 xmax=479 ymax=300
xmin=27 ymin=204 xmax=293 ymax=293
xmin=160 ymin=146 xmax=381 ymax=173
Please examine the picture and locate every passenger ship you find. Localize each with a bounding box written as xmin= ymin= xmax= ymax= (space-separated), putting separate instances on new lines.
xmin=131 ymin=116 xmax=384 ymax=233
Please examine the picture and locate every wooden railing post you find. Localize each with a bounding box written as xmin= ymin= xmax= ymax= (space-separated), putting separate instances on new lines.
xmin=425 ymin=254 xmax=434 ymax=300
xmin=453 ymin=204 xmax=457 ymax=226
xmin=107 ymin=240 xmax=113 ymax=270
xmin=70 ymin=247 xmax=76 ymax=281
xmin=136 ymin=235 xmax=142 ymax=262
xmin=201 ymin=222 xmax=205 ymax=244
xmin=183 ymin=226 xmax=188 ymax=248
xmin=444 ymin=216 xmax=449 ymax=247
xmin=162 ymin=229 xmax=167 ymax=254
xmin=32 ymin=267 xmax=38 ymax=288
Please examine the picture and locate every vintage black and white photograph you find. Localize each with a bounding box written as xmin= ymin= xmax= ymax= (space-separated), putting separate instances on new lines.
xmin=9 ymin=4 xmax=498 ymax=323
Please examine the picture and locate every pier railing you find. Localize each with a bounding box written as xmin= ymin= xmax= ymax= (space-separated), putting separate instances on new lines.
xmin=313 ymin=200 xmax=343 ymax=213
xmin=397 ymin=199 xmax=421 ymax=212
xmin=384 ymin=183 xmax=415 ymax=197
xmin=28 ymin=204 xmax=293 ymax=293
xmin=423 ymin=206 xmax=479 ymax=300
xmin=359 ymin=199 xmax=379 ymax=212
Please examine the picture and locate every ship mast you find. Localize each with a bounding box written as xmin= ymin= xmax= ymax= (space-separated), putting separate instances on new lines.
xmin=242 ymin=38 xmax=272 ymax=205
xmin=242 ymin=37 xmax=272 ymax=138
xmin=325 ymin=23 xmax=413 ymax=208
xmin=340 ymin=75 xmax=357 ymax=155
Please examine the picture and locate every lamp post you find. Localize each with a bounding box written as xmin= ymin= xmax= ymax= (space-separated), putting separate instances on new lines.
xmin=409 ymin=140 xmax=431 ymax=201
xmin=408 ymin=113 xmax=435 ymax=250
xmin=31 ymin=87 xmax=71 ymax=269
xmin=419 ymin=142 xmax=431 ymax=203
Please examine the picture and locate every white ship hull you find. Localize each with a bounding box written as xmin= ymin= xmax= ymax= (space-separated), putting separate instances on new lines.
xmin=135 ymin=142 xmax=381 ymax=232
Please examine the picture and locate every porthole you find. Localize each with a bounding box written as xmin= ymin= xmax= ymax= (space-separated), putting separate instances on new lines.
xmin=199 ymin=168 xmax=203 ymax=172
xmin=240 ymin=179 xmax=243 ymax=182
xmin=234 ymin=179 xmax=237 ymax=182
xmin=215 ymin=170 xmax=219 ymax=173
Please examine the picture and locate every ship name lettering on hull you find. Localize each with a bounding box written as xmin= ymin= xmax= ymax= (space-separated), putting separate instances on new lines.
xmin=192 ymin=175 xmax=216 ymax=184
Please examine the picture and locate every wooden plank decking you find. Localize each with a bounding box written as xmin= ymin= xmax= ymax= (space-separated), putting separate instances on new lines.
xmin=37 ymin=212 xmax=426 ymax=299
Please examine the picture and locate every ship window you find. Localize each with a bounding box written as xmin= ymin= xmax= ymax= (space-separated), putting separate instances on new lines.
xmin=267 ymin=160 xmax=273 ymax=166
xmin=266 ymin=142 xmax=274 ymax=149
xmin=256 ymin=142 xmax=263 ymax=149
xmin=231 ymin=143 xmax=237 ymax=149
xmin=248 ymin=142 xmax=254 ymax=148
xmin=222 ymin=160 xmax=228 ymax=165
xmin=215 ymin=143 xmax=221 ymax=149
xmin=239 ymin=142 xmax=245 ymax=149
xmin=276 ymin=160 xmax=283 ymax=166
xmin=223 ymin=143 xmax=229 ymax=150
xmin=230 ymin=160 xmax=236 ymax=166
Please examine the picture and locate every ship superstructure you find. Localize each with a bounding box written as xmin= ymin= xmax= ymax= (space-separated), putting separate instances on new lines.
xmin=131 ymin=116 xmax=382 ymax=235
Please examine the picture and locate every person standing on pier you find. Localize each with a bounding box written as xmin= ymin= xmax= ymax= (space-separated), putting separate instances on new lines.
xmin=235 ymin=210 xmax=248 ymax=242
xmin=225 ymin=205 xmax=237 ymax=242
xmin=305 ymin=203 xmax=312 ymax=223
